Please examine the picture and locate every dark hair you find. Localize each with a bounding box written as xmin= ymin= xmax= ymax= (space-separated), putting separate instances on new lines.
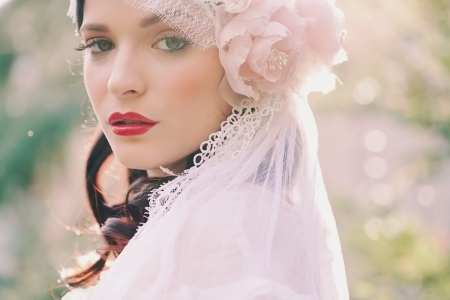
xmin=65 ymin=132 xmax=198 ymax=287
xmin=64 ymin=0 xmax=198 ymax=287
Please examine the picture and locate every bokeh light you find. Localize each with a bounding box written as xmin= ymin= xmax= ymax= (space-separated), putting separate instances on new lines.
xmin=363 ymin=156 xmax=389 ymax=179
xmin=353 ymin=77 xmax=381 ymax=105
xmin=369 ymin=183 xmax=394 ymax=206
xmin=417 ymin=185 xmax=436 ymax=207
xmin=364 ymin=130 xmax=387 ymax=153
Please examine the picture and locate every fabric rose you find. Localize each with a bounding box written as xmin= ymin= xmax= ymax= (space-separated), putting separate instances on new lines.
xmin=291 ymin=0 xmax=347 ymax=95
xmin=216 ymin=0 xmax=346 ymax=100
xmin=296 ymin=0 xmax=346 ymax=65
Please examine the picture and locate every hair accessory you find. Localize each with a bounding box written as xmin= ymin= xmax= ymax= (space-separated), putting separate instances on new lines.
xmin=68 ymin=0 xmax=346 ymax=99
xmin=268 ymin=49 xmax=289 ymax=71
xmin=216 ymin=0 xmax=347 ymax=100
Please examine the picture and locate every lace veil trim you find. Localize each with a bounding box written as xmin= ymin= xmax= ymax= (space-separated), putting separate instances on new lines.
xmin=135 ymin=93 xmax=283 ymax=238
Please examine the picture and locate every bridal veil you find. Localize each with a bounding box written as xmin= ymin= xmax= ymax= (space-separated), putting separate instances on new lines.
xmin=63 ymin=0 xmax=349 ymax=299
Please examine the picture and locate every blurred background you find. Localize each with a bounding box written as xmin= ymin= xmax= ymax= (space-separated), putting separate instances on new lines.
xmin=0 ymin=0 xmax=449 ymax=299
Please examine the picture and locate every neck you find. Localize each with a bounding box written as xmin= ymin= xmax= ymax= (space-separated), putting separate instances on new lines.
xmin=146 ymin=158 xmax=188 ymax=177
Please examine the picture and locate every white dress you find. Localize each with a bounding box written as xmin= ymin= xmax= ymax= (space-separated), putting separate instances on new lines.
xmin=64 ymin=186 xmax=314 ymax=299
xmin=62 ymin=95 xmax=348 ymax=300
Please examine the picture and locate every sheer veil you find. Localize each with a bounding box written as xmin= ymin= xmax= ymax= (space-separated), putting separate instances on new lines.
xmin=64 ymin=0 xmax=349 ymax=299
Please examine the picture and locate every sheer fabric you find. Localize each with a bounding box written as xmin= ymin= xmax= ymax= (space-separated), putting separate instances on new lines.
xmin=62 ymin=93 xmax=348 ymax=299
xmin=64 ymin=0 xmax=348 ymax=298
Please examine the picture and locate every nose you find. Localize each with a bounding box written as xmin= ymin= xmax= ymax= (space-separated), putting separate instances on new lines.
xmin=107 ymin=48 xmax=146 ymax=98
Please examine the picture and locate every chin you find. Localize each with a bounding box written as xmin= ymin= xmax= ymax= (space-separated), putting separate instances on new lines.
xmin=109 ymin=143 xmax=156 ymax=170
xmin=114 ymin=153 xmax=153 ymax=170
xmin=120 ymin=161 xmax=148 ymax=171
xmin=111 ymin=145 xmax=188 ymax=172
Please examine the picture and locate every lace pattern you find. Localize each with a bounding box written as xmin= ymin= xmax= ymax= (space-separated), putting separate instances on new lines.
xmin=134 ymin=94 xmax=284 ymax=239
xmin=125 ymin=0 xmax=217 ymax=50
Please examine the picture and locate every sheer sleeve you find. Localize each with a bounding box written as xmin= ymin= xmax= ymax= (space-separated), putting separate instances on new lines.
xmin=166 ymin=278 xmax=314 ymax=299
xmin=67 ymin=185 xmax=331 ymax=300
xmin=164 ymin=188 xmax=316 ymax=299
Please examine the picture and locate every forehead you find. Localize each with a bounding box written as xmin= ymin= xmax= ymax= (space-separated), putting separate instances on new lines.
xmin=82 ymin=0 xmax=151 ymax=24
xmin=79 ymin=0 xmax=216 ymax=49
xmin=81 ymin=0 xmax=165 ymax=35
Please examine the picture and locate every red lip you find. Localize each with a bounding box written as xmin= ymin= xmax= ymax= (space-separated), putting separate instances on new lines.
xmin=108 ymin=112 xmax=157 ymax=136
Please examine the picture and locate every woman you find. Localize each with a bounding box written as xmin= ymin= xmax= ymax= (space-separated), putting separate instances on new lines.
xmin=62 ymin=0 xmax=348 ymax=299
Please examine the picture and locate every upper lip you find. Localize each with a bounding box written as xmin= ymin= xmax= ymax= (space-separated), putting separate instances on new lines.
xmin=108 ymin=112 xmax=157 ymax=125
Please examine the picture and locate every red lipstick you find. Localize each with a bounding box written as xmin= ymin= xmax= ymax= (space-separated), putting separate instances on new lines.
xmin=108 ymin=112 xmax=157 ymax=136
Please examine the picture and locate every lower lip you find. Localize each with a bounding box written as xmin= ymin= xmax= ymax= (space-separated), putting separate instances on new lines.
xmin=111 ymin=124 xmax=156 ymax=136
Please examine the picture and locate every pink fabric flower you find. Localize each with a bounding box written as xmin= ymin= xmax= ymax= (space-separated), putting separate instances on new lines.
xmin=297 ymin=0 xmax=346 ymax=64
xmin=290 ymin=0 xmax=347 ymax=95
xmin=216 ymin=0 xmax=346 ymax=100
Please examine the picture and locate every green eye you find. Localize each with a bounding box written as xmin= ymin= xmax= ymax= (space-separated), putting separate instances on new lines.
xmin=91 ymin=40 xmax=114 ymax=53
xmin=166 ymin=37 xmax=182 ymax=50
xmin=155 ymin=36 xmax=188 ymax=51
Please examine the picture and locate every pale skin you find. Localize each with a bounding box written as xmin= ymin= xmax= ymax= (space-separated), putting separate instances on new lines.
xmin=80 ymin=0 xmax=232 ymax=177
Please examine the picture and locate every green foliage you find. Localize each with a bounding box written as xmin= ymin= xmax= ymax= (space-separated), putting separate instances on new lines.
xmin=0 ymin=52 xmax=15 ymax=83
xmin=0 ymin=0 xmax=86 ymax=298
xmin=342 ymin=215 xmax=450 ymax=299
xmin=0 ymin=0 xmax=85 ymax=205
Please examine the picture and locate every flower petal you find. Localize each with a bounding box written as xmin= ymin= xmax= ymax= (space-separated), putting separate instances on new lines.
xmin=219 ymin=33 xmax=256 ymax=98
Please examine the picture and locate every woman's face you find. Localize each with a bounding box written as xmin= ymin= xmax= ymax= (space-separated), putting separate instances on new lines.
xmin=80 ymin=0 xmax=231 ymax=174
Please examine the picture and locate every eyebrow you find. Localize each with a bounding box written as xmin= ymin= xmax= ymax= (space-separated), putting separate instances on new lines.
xmin=80 ymin=15 xmax=162 ymax=33
xmin=139 ymin=15 xmax=161 ymax=28
xmin=80 ymin=23 xmax=109 ymax=33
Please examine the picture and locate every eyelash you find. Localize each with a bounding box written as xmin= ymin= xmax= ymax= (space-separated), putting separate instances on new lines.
xmin=75 ymin=33 xmax=189 ymax=54
xmin=155 ymin=33 xmax=189 ymax=52
xmin=75 ymin=38 xmax=106 ymax=52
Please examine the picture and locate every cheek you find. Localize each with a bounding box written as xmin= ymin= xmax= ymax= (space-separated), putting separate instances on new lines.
xmin=83 ymin=60 xmax=112 ymax=117
xmin=155 ymin=55 xmax=223 ymax=104
xmin=146 ymin=50 xmax=230 ymax=157
xmin=84 ymin=62 xmax=104 ymax=108
xmin=153 ymin=53 xmax=228 ymax=124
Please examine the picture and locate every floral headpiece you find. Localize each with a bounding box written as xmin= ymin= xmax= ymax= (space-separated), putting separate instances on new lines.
xmin=68 ymin=0 xmax=347 ymax=99
xmin=216 ymin=0 xmax=347 ymax=100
